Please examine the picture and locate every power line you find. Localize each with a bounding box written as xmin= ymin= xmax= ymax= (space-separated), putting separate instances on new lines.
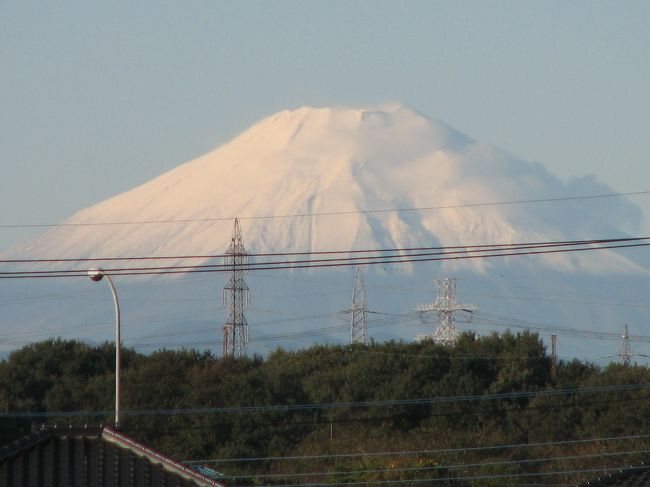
xmin=2 ymin=239 xmax=649 ymax=279
xmin=461 ymin=290 xmax=650 ymax=309
xmin=346 ymin=348 xmax=549 ymax=361
xmin=212 ymin=448 xmax=650 ymax=480
xmin=236 ymin=465 xmax=650 ymax=487
xmin=0 ymin=307 xmax=644 ymax=353
xmin=0 ymin=312 xmax=373 ymax=349
xmin=471 ymin=311 xmax=650 ymax=345
xmin=184 ymin=432 xmax=650 ymax=464
xmin=2 ymin=306 xmax=644 ymax=356
xmin=0 ymin=308 xmax=220 ymax=346
xmin=94 ymin=393 xmax=650 ymax=436
xmin=1 ymin=236 xmax=642 ymax=264
xmin=3 ymin=190 xmax=649 ymax=229
xmin=2 ymin=382 xmax=649 ymax=419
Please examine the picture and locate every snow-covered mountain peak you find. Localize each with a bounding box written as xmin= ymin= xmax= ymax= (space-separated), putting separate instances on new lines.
xmin=228 ymin=104 xmax=468 ymax=161
xmin=5 ymin=104 xmax=645 ymax=275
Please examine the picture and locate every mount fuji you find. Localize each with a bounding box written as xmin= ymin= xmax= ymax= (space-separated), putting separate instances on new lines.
xmin=2 ymin=104 xmax=649 ymax=360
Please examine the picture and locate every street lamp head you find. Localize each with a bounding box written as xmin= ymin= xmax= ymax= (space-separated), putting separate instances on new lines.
xmin=88 ymin=268 xmax=105 ymax=282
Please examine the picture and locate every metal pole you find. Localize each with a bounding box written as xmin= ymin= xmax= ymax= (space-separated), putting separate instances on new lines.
xmin=103 ymin=274 xmax=121 ymax=428
xmin=551 ymin=335 xmax=557 ymax=379
xmin=89 ymin=268 xmax=121 ymax=428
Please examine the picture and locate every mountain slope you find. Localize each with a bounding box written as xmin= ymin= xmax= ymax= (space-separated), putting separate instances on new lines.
xmin=2 ymin=104 xmax=650 ymax=359
xmin=6 ymin=104 xmax=644 ymax=274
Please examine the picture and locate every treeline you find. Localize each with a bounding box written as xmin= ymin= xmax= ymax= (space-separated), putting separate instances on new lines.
xmin=2 ymin=332 xmax=650 ymax=485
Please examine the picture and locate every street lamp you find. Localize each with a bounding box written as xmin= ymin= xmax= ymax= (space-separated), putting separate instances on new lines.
xmin=88 ymin=268 xmax=121 ymax=428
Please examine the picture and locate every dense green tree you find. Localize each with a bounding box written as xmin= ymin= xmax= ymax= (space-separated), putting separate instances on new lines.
xmin=2 ymin=332 xmax=649 ymax=485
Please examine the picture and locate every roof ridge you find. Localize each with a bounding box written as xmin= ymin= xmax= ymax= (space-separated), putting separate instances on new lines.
xmin=102 ymin=426 xmax=228 ymax=487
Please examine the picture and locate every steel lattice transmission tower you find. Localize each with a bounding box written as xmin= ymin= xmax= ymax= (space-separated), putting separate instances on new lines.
xmin=350 ymin=267 xmax=368 ymax=345
xmin=620 ymin=324 xmax=633 ymax=366
xmin=417 ymin=278 xmax=477 ymax=346
xmin=603 ymin=324 xmax=650 ymax=365
xmin=222 ymin=218 xmax=250 ymax=358
xmin=617 ymin=324 xmax=650 ymax=365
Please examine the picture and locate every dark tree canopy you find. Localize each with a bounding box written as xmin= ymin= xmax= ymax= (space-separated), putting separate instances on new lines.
xmin=1 ymin=332 xmax=648 ymax=485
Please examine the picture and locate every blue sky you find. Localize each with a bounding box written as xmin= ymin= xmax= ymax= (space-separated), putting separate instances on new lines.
xmin=2 ymin=1 xmax=650 ymax=251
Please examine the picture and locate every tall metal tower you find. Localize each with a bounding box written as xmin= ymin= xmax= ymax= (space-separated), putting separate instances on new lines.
xmin=620 ymin=324 xmax=632 ymax=366
xmin=604 ymin=324 xmax=650 ymax=365
xmin=350 ymin=267 xmax=368 ymax=345
xmin=222 ymin=218 xmax=250 ymax=358
xmin=417 ymin=278 xmax=477 ymax=346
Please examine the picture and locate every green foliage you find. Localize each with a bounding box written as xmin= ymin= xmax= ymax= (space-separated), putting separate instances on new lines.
xmin=1 ymin=332 xmax=648 ymax=485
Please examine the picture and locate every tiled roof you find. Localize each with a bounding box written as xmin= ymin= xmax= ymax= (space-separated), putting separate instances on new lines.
xmin=578 ymin=463 xmax=650 ymax=486
xmin=0 ymin=425 xmax=229 ymax=487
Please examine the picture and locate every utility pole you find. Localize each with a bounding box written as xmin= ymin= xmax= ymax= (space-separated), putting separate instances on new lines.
xmin=350 ymin=267 xmax=368 ymax=345
xmin=551 ymin=335 xmax=557 ymax=379
xmin=417 ymin=278 xmax=477 ymax=346
xmin=222 ymin=218 xmax=250 ymax=358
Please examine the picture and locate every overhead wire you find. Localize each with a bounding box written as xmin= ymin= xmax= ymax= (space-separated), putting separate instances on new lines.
xmin=209 ymin=448 xmax=650 ymax=480
xmin=2 ymin=382 xmax=650 ymax=419
xmin=0 ymin=302 xmax=634 ymax=354
xmin=235 ymin=465 xmax=650 ymax=487
xmin=470 ymin=311 xmax=650 ymax=344
xmin=345 ymin=348 xmax=549 ymax=361
xmin=460 ymin=290 xmax=650 ymax=309
xmin=2 ymin=189 xmax=649 ymax=229
xmin=0 ymin=236 xmax=641 ymax=264
xmin=184 ymin=432 xmax=650 ymax=464
xmin=2 ymin=238 xmax=650 ymax=279
xmin=0 ymin=307 xmax=220 ymax=346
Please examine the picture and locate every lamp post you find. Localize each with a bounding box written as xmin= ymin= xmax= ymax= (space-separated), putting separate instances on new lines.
xmin=88 ymin=268 xmax=121 ymax=428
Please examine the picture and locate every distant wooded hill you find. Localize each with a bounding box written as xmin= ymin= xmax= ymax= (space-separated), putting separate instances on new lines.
xmin=2 ymin=333 xmax=650 ymax=485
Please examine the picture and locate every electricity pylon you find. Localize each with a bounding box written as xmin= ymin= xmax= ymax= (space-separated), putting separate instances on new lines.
xmin=620 ymin=324 xmax=632 ymax=366
xmin=350 ymin=267 xmax=368 ymax=345
xmin=604 ymin=324 xmax=650 ymax=366
xmin=417 ymin=278 xmax=477 ymax=346
xmin=222 ymin=218 xmax=250 ymax=357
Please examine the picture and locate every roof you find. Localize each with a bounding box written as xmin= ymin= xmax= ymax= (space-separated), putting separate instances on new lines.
xmin=0 ymin=425 xmax=228 ymax=487
xmin=578 ymin=463 xmax=650 ymax=486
